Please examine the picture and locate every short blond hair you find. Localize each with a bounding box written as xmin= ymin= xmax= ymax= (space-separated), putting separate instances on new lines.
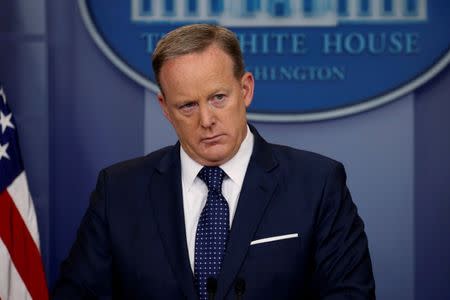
xmin=152 ymin=24 xmax=245 ymax=88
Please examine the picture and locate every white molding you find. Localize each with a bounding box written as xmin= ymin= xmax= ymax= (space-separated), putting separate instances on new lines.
xmin=78 ymin=0 xmax=160 ymax=93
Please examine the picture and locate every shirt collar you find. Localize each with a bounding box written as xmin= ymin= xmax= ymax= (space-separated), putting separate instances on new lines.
xmin=180 ymin=125 xmax=254 ymax=191
xmin=180 ymin=146 xmax=203 ymax=193
xmin=220 ymin=125 xmax=254 ymax=187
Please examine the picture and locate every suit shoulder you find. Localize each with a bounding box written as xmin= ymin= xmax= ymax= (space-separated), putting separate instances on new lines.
xmin=100 ymin=145 xmax=174 ymax=179
xmin=270 ymin=143 xmax=343 ymax=175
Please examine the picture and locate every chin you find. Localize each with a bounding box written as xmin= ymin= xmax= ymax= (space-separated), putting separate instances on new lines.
xmin=201 ymin=152 xmax=230 ymax=165
xmin=197 ymin=144 xmax=236 ymax=164
xmin=203 ymin=155 xmax=226 ymax=165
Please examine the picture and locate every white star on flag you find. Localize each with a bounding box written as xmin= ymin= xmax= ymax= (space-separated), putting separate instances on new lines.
xmin=0 ymin=111 xmax=15 ymax=134
xmin=0 ymin=142 xmax=10 ymax=160
xmin=0 ymin=87 xmax=6 ymax=104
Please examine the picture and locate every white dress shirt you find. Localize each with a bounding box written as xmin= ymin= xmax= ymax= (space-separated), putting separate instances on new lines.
xmin=180 ymin=126 xmax=254 ymax=272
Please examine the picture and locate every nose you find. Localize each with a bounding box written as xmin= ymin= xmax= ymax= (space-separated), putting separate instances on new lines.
xmin=199 ymin=103 xmax=215 ymax=128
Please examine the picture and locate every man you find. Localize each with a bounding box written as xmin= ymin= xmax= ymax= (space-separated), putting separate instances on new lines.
xmin=54 ymin=24 xmax=375 ymax=299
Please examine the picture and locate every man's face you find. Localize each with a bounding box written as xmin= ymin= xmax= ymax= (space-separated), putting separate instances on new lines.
xmin=157 ymin=45 xmax=254 ymax=166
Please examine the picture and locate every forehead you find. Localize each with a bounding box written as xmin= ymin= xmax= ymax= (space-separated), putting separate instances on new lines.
xmin=159 ymin=46 xmax=237 ymax=97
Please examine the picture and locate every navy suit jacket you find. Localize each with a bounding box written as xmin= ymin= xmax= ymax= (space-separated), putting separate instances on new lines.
xmin=53 ymin=126 xmax=375 ymax=299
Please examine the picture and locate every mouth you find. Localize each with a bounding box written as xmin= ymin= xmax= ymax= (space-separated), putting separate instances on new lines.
xmin=201 ymin=134 xmax=224 ymax=144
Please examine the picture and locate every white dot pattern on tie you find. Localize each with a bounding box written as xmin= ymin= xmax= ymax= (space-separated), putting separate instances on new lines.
xmin=194 ymin=167 xmax=229 ymax=300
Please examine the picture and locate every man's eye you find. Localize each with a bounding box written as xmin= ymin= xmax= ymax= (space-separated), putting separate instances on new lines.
xmin=179 ymin=102 xmax=197 ymax=112
xmin=214 ymin=94 xmax=225 ymax=101
xmin=211 ymin=94 xmax=227 ymax=106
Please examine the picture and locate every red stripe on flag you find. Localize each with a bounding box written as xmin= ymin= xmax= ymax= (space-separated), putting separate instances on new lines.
xmin=0 ymin=190 xmax=48 ymax=300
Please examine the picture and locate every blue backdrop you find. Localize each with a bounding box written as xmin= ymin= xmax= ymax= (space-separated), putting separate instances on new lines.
xmin=1 ymin=1 xmax=449 ymax=299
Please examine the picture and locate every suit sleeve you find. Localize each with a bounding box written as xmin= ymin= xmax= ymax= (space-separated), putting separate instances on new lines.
xmin=313 ymin=163 xmax=376 ymax=299
xmin=52 ymin=170 xmax=113 ymax=299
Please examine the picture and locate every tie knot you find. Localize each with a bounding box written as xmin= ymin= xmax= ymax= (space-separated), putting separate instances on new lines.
xmin=198 ymin=167 xmax=225 ymax=192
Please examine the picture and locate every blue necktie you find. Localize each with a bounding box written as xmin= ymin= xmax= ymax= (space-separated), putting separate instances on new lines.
xmin=194 ymin=167 xmax=229 ymax=300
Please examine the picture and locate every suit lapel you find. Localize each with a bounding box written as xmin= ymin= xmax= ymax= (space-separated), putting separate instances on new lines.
xmin=216 ymin=127 xmax=279 ymax=299
xmin=149 ymin=144 xmax=197 ymax=300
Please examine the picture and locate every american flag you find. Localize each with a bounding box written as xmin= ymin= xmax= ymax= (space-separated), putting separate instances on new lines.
xmin=0 ymin=86 xmax=48 ymax=300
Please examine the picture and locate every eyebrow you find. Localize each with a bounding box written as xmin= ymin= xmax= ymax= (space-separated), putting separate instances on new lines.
xmin=206 ymin=88 xmax=230 ymax=99
xmin=176 ymin=99 xmax=198 ymax=108
xmin=171 ymin=87 xmax=231 ymax=107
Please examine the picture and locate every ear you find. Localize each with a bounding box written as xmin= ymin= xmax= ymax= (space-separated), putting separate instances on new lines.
xmin=241 ymin=72 xmax=254 ymax=108
xmin=157 ymin=92 xmax=172 ymax=123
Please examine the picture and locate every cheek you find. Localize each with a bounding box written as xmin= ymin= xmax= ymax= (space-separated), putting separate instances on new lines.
xmin=173 ymin=118 xmax=197 ymax=141
xmin=227 ymin=103 xmax=247 ymax=124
